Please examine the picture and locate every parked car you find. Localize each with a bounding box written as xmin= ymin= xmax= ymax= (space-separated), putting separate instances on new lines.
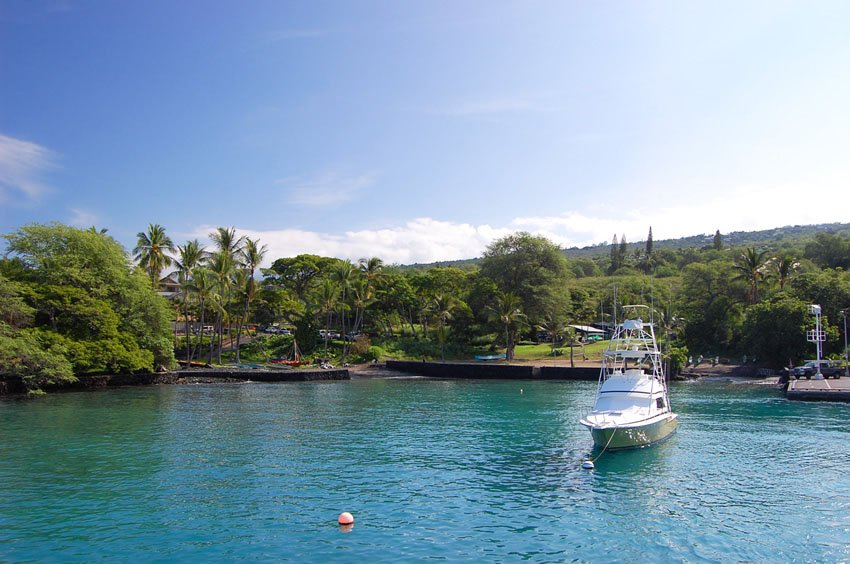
xmin=319 ymin=330 xmax=341 ymax=339
xmin=792 ymin=360 xmax=843 ymax=379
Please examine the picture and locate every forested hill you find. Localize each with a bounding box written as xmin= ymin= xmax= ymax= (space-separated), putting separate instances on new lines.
xmin=401 ymin=222 xmax=850 ymax=269
xmin=564 ymin=222 xmax=850 ymax=258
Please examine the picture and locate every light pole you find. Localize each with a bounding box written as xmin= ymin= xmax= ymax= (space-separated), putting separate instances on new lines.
xmin=842 ymin=308 xmax=849 ymax=378
xmin=807 ymin=305 xmax=825 ymax=379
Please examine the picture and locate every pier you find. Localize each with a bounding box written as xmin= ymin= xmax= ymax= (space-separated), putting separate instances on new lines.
xmin=385 ymin=360 xmax=599 ymax=380
xmin=786 ymin=377 xmax=850 ymax=402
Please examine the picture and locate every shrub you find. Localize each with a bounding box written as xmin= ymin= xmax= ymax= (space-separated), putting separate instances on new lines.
xmin=365 ymin=345 xmax=384 ymax=361
xmin=666 ymin=346 xmax=688 ymax=376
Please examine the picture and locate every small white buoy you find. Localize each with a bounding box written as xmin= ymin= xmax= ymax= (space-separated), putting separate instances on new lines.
xmin=582 ymin=460 xmax=595 ymax=469
xmin=520 ymin=388 xmax=523 ymax=394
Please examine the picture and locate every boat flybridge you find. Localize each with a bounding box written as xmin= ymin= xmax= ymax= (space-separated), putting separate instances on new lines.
xmin=580 ymin=306 xmax=678 ymax=450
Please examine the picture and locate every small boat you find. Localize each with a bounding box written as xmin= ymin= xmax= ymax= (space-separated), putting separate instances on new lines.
xmin=580 ymin=306 xmax=678 ymax=450
xmin=271 ymin=339 xmax=307 ymax=366
xmin=475 ymin=353 xmax=507 ymax=362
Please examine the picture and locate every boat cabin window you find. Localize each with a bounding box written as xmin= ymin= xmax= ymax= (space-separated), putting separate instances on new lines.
xmin=656 ymin=397 xmax=665 ymax=409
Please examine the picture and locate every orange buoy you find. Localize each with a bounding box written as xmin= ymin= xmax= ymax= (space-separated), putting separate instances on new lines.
xmin=338 ymin=512 xmax=354 ymax=525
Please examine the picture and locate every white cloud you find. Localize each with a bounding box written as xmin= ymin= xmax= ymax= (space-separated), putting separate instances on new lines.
xmin=276 ymin=171 xmax=374 ymax=207
xmin=515 ymin=183 xmax=849 ymax=248
xmin=188 ymin=218 xmax=511 ymax=266
xmin=0 ymin=133 xmax=55 ymax=205
xmin=183 ymin=182 xmax=847 ymax=267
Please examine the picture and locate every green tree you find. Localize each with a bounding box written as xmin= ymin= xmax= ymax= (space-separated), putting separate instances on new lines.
xmin=679 ymin=261 xmax=743 ymax=354
xmin=804 ymin=232 xmax=850 ymax=269
xmin=0 ymin=324 xmax=76 ymax=392
xmin=0 ymin=273 xmax=34 ymax=328
xmin=264 ymin=254 xmax=336 ymax=303
xmin=235 ymin=237 xmax=267 ymax=363
xmin=331 ymin=260 xmax=357 ymax=362
xmin=733 ymin=247 xmax=770 ymax=304
xmin=789 ymin=269 xmax=850 ymax=355
xmin=609 ymin=234 xmax=620 ymax=273
xmin=376 ymin=271 xmax=419 ymax=336
xmin=486 ymin=292 xmax=527 ymax=361
xmin=537 ymin=314 xmax=572 ymax=365
xmin=430 ymin=293 xmax=457 ymax=360
xmin=479 ymin=232 xmax=570 ymax=327
xmin=618 ymin=235 xmax=628 ymax=266
xmin=3 ymin=223 xmax=175 ymax=382
xmin=207 ymin=250 xmax=235 ymax=364
xmin=316 ymin=278 xmax=339 ymax=358
xmin=185 ymin=267 xmax=218 ymax=364
xmin=742 ymin=295 xmax=811 ymax=368
xmin=359 ymin=256 xmax=384 ymax=295
xmin=133 ymin=223 xmax=175 ymax=289
xmin=713 ymin=230 xmax=722 ymax=250
xmin=175 ymin=239 xmax=206 ymax=364
xmin=772 ymin=255 xmax=799 ymax=292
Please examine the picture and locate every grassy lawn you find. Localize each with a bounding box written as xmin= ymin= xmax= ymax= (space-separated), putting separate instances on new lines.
xmin=512 ymin=341 xmax=607 ymax=362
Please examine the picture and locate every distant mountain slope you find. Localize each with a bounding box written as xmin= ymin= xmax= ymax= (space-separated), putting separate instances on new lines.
xmin=563 ymin=222 xmax=850 ymax=258
xmin=396 ymin=222 xmax=850 ymax=269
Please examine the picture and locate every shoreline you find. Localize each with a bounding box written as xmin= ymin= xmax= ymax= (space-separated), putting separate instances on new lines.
xmin=0 ymin=360 xmax=777 ymax=396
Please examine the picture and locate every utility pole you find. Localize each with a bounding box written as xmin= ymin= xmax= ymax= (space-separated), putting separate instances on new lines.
xmin=842 ymin=308 xmax=849 ymax=378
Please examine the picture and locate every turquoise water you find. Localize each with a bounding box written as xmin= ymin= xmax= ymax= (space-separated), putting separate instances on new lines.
xmin=2 ymin=377 xmax=848 ymax=562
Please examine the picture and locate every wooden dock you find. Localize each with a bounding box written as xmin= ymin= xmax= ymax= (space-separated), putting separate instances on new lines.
xmin=786 ymin=377 xmax=850 ymax=402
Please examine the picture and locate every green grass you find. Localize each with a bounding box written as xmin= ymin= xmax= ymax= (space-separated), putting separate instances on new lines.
xmin=512 ymin=341 xmax=607 ymax=362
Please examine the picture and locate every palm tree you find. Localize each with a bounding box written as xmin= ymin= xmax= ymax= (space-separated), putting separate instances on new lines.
xmin=134 ymin=223 xmax=175 ymax=289
xmin=537 ymin=315 xmax=570 ymax=366
xmin=207 ymin=250 xmax=236 ymax=364
xmin=210 ymin=226 xmax=245 ymax=259
xmin=208 ymin=227 xmax=245 ymax=364
xmin=486 ymin=292 xmax=527 ymax=361
xmin=733 ymin=247 xmax=770 ymax=304
xmin=235 ymin=237 xmax=267 ymax=363
xmin=175 ymin=239 xmax=206 ymax=364
xmin=430 ymin=294 xmax=457 ymax=360
xmin=185 ymin=267 xmax=217 ymax=364
xmin=316 ymin=279 xmax=340 ymax=360
xmin=772 ymin=255 xmax=799 ymax=291
xmin=331 ymin=261 xmax=356 ymax=363
xmin=359 ymin=256 xmax=384 ymax=295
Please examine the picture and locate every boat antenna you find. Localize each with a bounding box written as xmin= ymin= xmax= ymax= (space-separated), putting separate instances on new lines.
xmin=612 ymin=284 xmax=618 ymax=327
xmin=649 ymin=273 xmax=655 ymax=326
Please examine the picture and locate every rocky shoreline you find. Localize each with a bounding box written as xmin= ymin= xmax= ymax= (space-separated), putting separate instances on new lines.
xmin=0 ymin=366 xmax=350 ymax=395
xmin=1 ymin=360 xmax=778 ymax=396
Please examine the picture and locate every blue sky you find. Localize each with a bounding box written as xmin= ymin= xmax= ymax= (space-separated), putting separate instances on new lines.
xmin=2 ymin=1 xmax=849 ymax=265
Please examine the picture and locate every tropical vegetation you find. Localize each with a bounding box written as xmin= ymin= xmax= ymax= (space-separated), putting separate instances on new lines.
xmin=2 ymin=221 xmax=849 ymax=393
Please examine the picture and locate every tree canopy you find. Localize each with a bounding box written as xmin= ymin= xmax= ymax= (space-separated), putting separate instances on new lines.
xmin=1 ymin=224 xmax=175 ymax=390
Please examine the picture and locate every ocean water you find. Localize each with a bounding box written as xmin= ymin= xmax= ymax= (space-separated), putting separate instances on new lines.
xmin=1 ymin=376 xmax=848 ymax=562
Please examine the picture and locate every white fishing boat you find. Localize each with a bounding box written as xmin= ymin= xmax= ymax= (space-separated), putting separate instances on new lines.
xmin=580 ymin=306 xmax=678 ymax=450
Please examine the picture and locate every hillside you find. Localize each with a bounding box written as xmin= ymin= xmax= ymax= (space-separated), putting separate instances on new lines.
xmin=564 ymin=222 xmax=850 ymax=258
xmin=396 ymin=222 xmax=850 ymax=269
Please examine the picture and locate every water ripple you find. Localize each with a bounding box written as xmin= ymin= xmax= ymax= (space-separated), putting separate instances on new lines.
xmin=1 ymin=380 xmax=849 ymax=561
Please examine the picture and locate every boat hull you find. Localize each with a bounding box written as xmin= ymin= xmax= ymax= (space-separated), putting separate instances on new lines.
xmin=587 ymin=414 xmax=678 ymax=450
